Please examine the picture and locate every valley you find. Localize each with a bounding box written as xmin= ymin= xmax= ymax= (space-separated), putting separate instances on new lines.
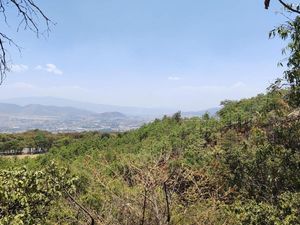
xmin=0 ymin=98 xmax=218 ymax=133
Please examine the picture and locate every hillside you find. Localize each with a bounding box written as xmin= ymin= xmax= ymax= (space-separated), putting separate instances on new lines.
xmin=0 ymin=91 xmax=299 ymax=224
xmin=1 ymin=0 xmax=300 ymax=224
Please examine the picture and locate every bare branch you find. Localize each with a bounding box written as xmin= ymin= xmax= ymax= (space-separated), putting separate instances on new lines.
xmin=265 ymin=0 xmax=300 ymax=14
xmin=278 ymin=0 xmax=300 ymax=14
xmin=65 ymin=190 xmax=95 ymax=225
xmin=0 ymin=0 xmax=52 ymax=84
xmin=140 ymin=188 xmax=147 ymax=225
xmin=163 ymin=182 xmax=171 ymax=224
xmin=0 ymin=32 xmax=21 ymax=84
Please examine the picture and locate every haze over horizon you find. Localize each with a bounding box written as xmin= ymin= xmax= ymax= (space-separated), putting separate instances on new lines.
xmin=0 ymin=0 xmax=286 ymax=111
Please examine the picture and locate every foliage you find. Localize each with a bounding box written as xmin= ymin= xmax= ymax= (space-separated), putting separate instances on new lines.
xmin=232 ymin=192 xmax=300 ymax=225
xmin=268 ymin=1 xmax=300 ymax=106
xmin=0 ymin=162 xmax=77 ymax=224
xmin=1 ymin=1 xmax=300 ymax=224
xmin=1 ymin=91 xmax=299 ymax=224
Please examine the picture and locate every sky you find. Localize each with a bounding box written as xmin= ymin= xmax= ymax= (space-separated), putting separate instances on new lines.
xmin=0 ymin=0 xmax=289 ymax=111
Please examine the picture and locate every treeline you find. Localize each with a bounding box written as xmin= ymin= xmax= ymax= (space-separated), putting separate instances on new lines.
xmin=0 ymin=90 xmax=299 ymax=224
xmin=0 ymin=130 xmax=95 ymax=154
xmin=0 ymin=130 xmax=53 ymax=153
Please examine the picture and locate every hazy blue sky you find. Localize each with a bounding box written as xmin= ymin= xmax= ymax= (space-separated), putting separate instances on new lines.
xmin=0 ymin=0 xmax=288 ymax=110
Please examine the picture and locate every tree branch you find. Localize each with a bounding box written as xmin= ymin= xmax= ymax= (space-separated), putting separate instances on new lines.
xmin=0 ymin=0 xmax=52 ymax=84
xmin=163 ymin=182 xmax=171 ymax=224
xmin=140 ymin=188 xmax=147 ymax=225
xmin=278 ymin=0 xmax=300 ymax=14
xmin=65 ymin=190 xmax=95 ymax=225
xmin=265 ymin=0 xmax=300 ymax=14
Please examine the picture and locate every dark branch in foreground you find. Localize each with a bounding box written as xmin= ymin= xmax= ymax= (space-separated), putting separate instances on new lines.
xmin=278 ymin=0 xmax=300 ymax=14
xmin=66 ymin=191 xmax=95 ymax=225
xmin=265 ymin=0 xmax=300 ymax=14
xmin=0 ymin=0 xmax=52 ymax=84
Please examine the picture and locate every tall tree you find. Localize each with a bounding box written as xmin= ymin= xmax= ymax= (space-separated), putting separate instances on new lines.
xmin=265 ymin=1 xmax=300 ymax=106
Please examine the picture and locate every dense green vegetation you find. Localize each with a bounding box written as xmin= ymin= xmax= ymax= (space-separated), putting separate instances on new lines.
xmin=0 ymin=91 xmax=299 ymax=224
xmin=0 ymin=130 xmax=53 ymax=154
xmin=0 ymin=131 xmax=89 ymax=154
xmin=1 ymin=2 xmax=300 ymax=223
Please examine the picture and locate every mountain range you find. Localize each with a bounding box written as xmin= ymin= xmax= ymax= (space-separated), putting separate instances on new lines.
xmin=0 ymin=97 xmax=220 ymax=133
xmin=1 ymin=96 xmax=219 ymax=117
xmin=0 ymin=103 xmax=126 ymax=120
xmin=0 ymin=102 xmax=142 ymax=133
xmin=1 ymin=97 xmax=175 ymax=116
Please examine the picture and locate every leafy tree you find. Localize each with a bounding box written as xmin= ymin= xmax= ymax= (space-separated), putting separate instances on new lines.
xmin=34 ymin=131 xmax=51 ymax=150
xmin=0 ymin=162 xmax=77 ymax=224
xmin=266 ymin=1 xmax=300 ymax=106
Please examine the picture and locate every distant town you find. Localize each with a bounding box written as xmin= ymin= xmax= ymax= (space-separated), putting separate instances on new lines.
xmin=0 ymin=116 xmax=146 ymax=133
xmin=0 ymin=97 xmax=218 ymax=133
